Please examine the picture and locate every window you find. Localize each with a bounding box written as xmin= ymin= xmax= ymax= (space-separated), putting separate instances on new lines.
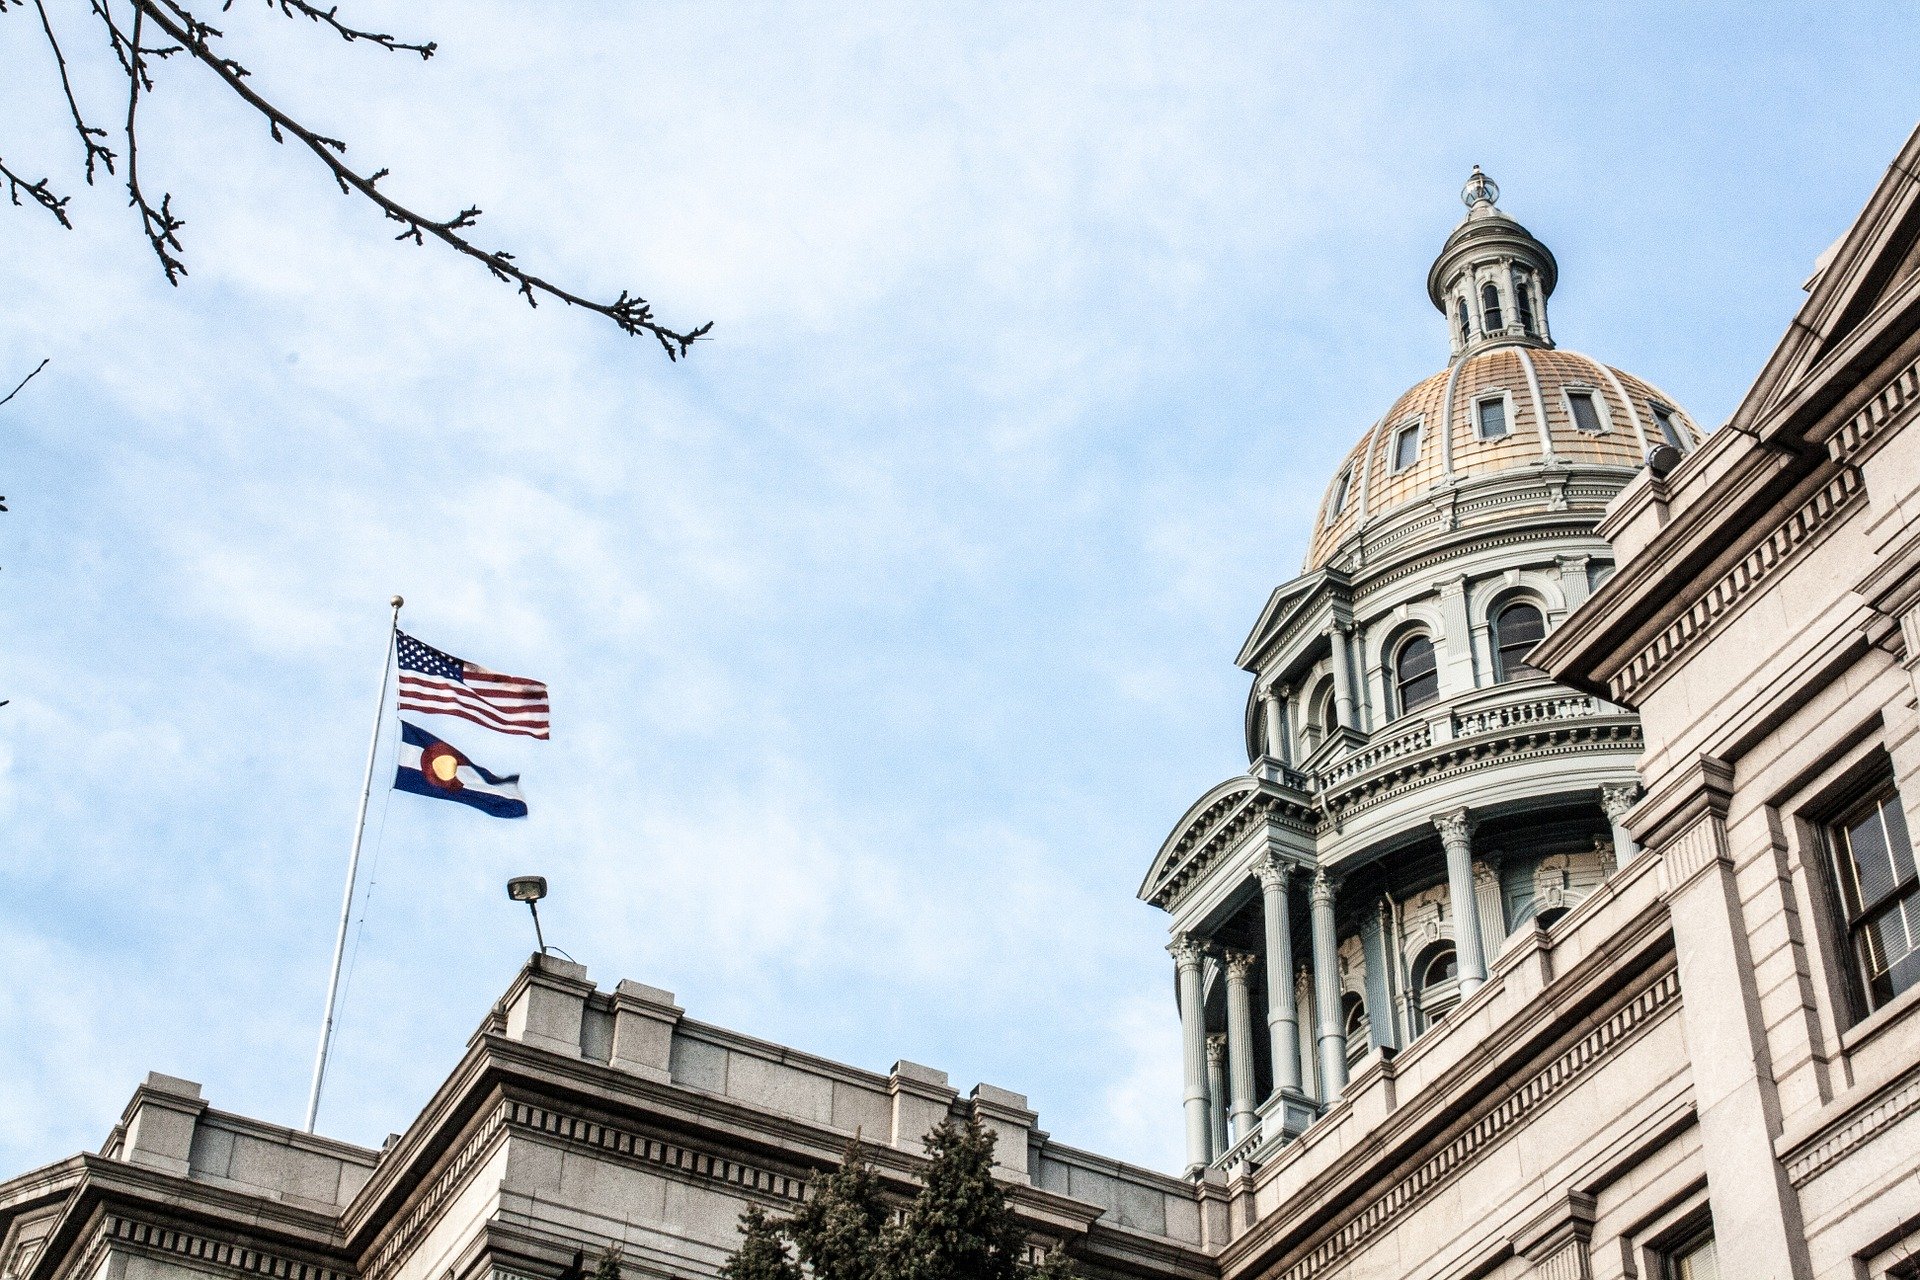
xmin=1826 ymin=782 xmax=1920 ymax=1010
xmin=1513 ymin=270 xmax=1535 ymax=334
xmin=1494 ymin=602 xmax=1546 ymax=681
xmin=1392 ymin=421 xmax=1422 ymax=472
xmin=1456 ymin=296 xmax=1472 ymax=345
xmin=1567 ymin=389 xmax=1605 ymax=434
xmin=1328 ymin=469 xmax=1351 ymax=518
xmin=1476 ymin=395 xmax=1508 ymax=439
xmin=1342 ymin=993 xmax=1370 ymax=1065
xmin=1481 ymin=281 xmax=1503 ymax=331
xmin=1413 ymin=943 xmax=1459 ymax=1028
xmin=1394 ymin=634 xmax=1439 ymax=712
xmin=1666 ymin=1230 xmax=1719 ymax=1280
xmin=1651 ymin=402 xmax=1687 ymax=450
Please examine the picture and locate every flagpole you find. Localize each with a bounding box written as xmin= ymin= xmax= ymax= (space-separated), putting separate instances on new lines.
xmin=305 ymin=595 xmax=403 ymax=1133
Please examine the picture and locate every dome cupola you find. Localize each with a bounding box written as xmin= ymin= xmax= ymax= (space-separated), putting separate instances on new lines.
xmin=1427 ymin=167 xmax=1559 ymax=361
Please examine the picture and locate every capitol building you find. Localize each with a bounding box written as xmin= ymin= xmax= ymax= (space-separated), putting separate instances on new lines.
xmin=6 ymin=129 xmax=1920 ymax=1280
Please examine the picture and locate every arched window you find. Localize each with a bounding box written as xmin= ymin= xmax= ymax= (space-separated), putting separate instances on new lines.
xmin=1481 ymin=282 xmax=1503 ymax=332
xmin=1512 ymin=271 xmax=1535 ymax=334
xmin=1416 ymin=945 xmax=1457 ymax=990
xmin=1394 ymin=634 xmax=1439 ymax=713
xmin=1342 ymin=993 xmax=1370 ymax=1066
xmin=1494 ymin=602 xmax=1546 ymax=682
xmin=1456 ymin=296 xmax=1472 ymax=345
xmin=1413 ymin=943 xmax=1459 ymax=1030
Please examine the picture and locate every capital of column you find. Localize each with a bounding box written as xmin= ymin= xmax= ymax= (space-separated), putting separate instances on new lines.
xmin=1309 ymin=867 xmax=1339 ymax=907
xmin=1330 ymin=618 xmax=1353 ymax=636
xmin=1599 ymin=782 xmax=1640 ymax=822
xmin=1432 ymin=807 xmax=1475 ymax=849
xmin=1224 ymin=950 xmax=1259 ymax=982
xmin=1255 ymin=853 xmax=1293 ymax=893
xmin=1205 ymin=1033 xmax=1228 ymax=1066
xmin=1169 ymin=934 xmax=1207 ymax=971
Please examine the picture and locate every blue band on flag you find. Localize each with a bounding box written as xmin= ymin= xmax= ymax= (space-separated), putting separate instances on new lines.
xmin=394 ymin=719 xmax=528 ymax=819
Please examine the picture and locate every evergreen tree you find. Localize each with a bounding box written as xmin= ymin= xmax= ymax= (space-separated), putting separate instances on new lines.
xmin=787 ymin=1139 xmax=891 ymax=1280
xmin=718 ymin=1206 xmax=801 ymax=1280
xmin=884 ymin=1118 xmax=1031 ymax=1280
xmin=713 ymin=1119 xmax=1076 ymax=1280
xmin=588 ymin=1245 xmax=624 ymax=1280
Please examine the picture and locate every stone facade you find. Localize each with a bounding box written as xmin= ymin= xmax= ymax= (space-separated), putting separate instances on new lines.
xmin=7 ymin=135 xmax=1920 ymax=1280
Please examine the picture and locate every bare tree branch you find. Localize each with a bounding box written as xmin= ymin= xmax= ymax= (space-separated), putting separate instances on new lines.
xmin=1 ymin=0 xmax=710 ymax=357
xmin=0 ymin=358 xmax=51 ymax=411
xmin=34 ymin=0 xmax=117 ymax=181
xmin=233 ymin=0 xmax=435 ymax=59
xmin=0 ymin=153 xmax=72 ymax=227
xmin=123 ymin=1 xmax=189 ymax=283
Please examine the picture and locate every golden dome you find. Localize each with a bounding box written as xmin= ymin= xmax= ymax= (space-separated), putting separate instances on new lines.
xmin=1303 ymin=172 xmax=1704 ymax=572
xmin=1305 ymin=348 xmax=1700 ymax=571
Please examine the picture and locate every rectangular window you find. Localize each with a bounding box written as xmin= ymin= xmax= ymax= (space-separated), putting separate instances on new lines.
xmin=1567 ymin=390 xmax=1605 ymax=434
xmin=1827 ymin=782 xmax=1920 ymax=1011
xmin=1392 ymin=422 xmax=1421 ymax=472
xmin=1667 ymin=1231 xmax=1719 ymax=1280
xmin=1477 ymin=396 xmax=1508 ymax=439
xmin=1651 ymin=402 xmax=1686 ymax=450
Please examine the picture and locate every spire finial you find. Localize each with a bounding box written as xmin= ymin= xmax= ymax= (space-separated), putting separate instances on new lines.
xmin=1461 ymin=165 xmax=1499 ymax=209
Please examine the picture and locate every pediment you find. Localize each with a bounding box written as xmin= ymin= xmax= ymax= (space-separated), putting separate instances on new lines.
xmin=1735 ymin=123 xmax=1920 ymax=434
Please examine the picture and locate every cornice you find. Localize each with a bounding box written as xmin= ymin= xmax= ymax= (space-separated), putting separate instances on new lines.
xmin=1780 ymin=1059 xmax=1920 ymax=1187
xmin=1607 ymin=466 xmax=1861 ymax=705
xmin=100 ymin=1216 xmax=354 ymax=1280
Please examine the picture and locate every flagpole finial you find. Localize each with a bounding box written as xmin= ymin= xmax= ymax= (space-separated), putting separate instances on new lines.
xmin=390 ymin=595 xmax=404 ymax=609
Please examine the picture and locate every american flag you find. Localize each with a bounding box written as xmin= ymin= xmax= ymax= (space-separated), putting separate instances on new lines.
xmin=395 ymin=632 xmax=550 ymax=740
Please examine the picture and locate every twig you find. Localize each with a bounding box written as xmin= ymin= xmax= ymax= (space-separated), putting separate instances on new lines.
xmin=35 ymin=0 xmax=117 ymax=181
xmin=123 ymin=1 xmax=188 ymax=283
xmin=234 ymin=0 xmax=435 ymax=58
xmin=0 ymin=154 xmax=71 ymax=226
xmin=137 ymin=0 xmax=711 ymax=356
xmin=0 ymin=358 xmax=51 ymax=410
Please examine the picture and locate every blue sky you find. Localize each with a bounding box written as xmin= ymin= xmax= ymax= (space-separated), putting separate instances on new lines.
xmin=1 ymin=3 xmax=1915 ymax=1175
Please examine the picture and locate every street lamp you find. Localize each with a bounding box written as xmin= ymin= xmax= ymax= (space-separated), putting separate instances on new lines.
xmin=507 ymin=875 xmax=550 ymax=954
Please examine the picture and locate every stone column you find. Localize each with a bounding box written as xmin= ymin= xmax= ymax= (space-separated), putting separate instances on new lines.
xmin=1171 ymin=936 xmax=1211 ymax=1172
xmin=1260 ymin=685 xmax=1288 ymax=763
xmin=1223 ymin=952 xmax=1259 ymax=1141
xmin=1309 ymin=870 xmax=1350 ymax=1097
xmin=1434 ymin=809 xmax=1489 ymax=997
xmin=1328 ymin=622 xmax=1358 ymax=730
xmin=1256 ymin=857 xmax=1302 ymax=1093
xmin=1296 ymin=964 xmax=1320 ymax=1100
xmin=1600 ymin=783 xmax=1641 ymax=864
xmin=1205 ymin=1034 xmax=1229 ymax=1160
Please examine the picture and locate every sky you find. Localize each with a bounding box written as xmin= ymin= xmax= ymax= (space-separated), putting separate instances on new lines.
xmin=1 ymin=3 xmax=1917 ymax=1177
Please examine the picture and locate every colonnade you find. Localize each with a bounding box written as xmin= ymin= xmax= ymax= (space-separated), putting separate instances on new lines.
xmin=1171 ymin=805 xmax=1503 ymax=1172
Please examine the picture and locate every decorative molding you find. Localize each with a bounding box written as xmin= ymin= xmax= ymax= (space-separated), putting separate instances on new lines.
xmin=103 ymin=1218 xmax=353 ymax=1280
xmin=361 ymin=1102 xmax=508 ymax=1280
xmin=1255 ymin=855 xmax=1294 ymax=893
xmin=1318 ymin=721 xmax=1642 ymax=831
xmin=1267 ymin=970 xmax=1682 ymax=1280
xmin=1206 ymin=1035 xmax=1229 ymax=1067
xmin=505 ymin=1100 xmax=810 ymax=1201
xmin=1657 ymin=814 xmax=1729 ymax=898
xmin=1612 ymin=467 xmax=1864 ymax=702
xmin=1599 ymin=782 xmax=1639 ymax=823
xmin=1432 ymin=808 xmax=1475 ymax=849
xmin=1827 ymin=352 xmax=1920 ymax=464
xmin=1785 ymin=1069 xmax=1920 ymax=1186
xmin=1169 ymin=936 xmax=1207 ymax=969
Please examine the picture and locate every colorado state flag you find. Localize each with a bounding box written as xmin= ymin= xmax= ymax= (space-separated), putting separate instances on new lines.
xmin=394 ymin=721 xmax=528 ymax=818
